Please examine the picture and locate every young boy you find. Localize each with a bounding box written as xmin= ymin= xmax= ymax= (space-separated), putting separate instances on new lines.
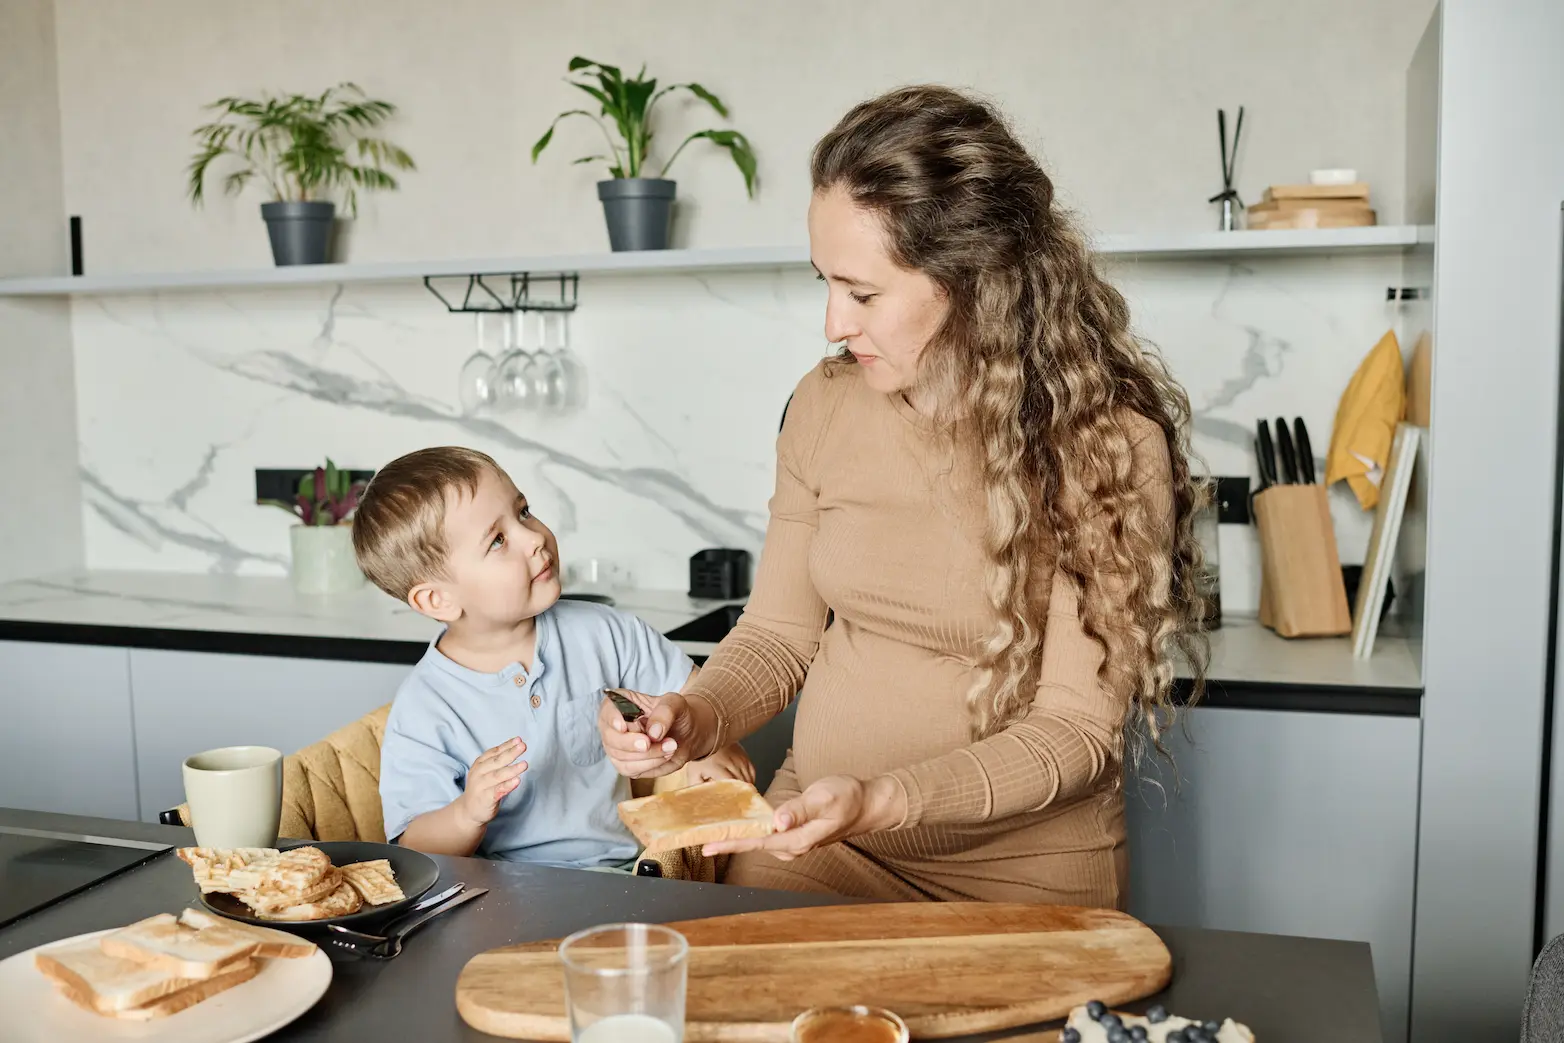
xmin=352 ymin=446 xmax=751 ymax=869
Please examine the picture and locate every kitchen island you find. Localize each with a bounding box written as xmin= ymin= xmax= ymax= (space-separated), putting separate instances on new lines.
xmin=0 ymin=808 xmax=1383 ymax=1042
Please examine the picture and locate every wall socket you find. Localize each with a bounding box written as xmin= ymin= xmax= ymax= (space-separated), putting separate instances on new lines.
xmin=1213 ymin=476 xmax=1251 ymax=525
xmin=254 ymin=467 xmax=375 ymax=503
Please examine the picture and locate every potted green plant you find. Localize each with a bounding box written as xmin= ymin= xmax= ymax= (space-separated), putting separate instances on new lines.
xmin=532 ymin=58 xmax=757 ymax=251
xmin=187 ymin=83 xmax=415 ymax=266
xmin=260 ymin=460 xmax=368 ymax=595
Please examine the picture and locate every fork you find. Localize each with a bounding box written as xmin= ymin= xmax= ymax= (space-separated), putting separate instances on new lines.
xmin=327 ymin=886 xmax=488 ymax=960
xmin=322 ymin=882 xmax=462 ymax=957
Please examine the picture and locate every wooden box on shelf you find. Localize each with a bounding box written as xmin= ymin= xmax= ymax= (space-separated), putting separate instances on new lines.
xmin=1247 ymin=182 xmax=1376 ymax=230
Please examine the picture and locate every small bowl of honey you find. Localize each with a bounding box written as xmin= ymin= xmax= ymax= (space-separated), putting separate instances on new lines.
xmin=789 ymin=1006 xmax=909 ymax=1043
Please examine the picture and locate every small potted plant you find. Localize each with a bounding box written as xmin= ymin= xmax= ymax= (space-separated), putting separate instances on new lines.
xmin=187 ymin=82 xmax=415 ymax=266
xmin=261 ymin=460 xmax=368 ymax=595
xmin=532 ymin=58 xmax=757 ymax=251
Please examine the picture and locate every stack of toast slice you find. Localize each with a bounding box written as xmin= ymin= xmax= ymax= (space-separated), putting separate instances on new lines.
xmin=178 ymin=846 xmax=405 ymax=920
xmin=34 ymin=909 xmax=314 ymax=1021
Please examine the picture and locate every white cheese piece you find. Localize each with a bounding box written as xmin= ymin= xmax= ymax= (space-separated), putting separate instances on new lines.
xmin=1062 ymin=1005 xmax=1255 ymax=1043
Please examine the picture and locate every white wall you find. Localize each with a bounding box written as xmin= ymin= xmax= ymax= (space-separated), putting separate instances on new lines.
xmin=50 ymin=0 xmax=1436 ymax=270
xmin=67 ymin=253 xmax=1408 ymax=602
xmin=0 ymin=0 xmax=84 ymax=582
xmin=34 ymin=0 xmax=1435 ymax=610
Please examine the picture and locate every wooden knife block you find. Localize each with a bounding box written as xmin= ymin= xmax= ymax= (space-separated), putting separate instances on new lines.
xmin=1255 ymin=484 xmax=1351 ymax=637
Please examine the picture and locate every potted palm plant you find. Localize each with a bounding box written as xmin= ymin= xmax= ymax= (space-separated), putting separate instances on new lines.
xmin=260 ymin=460 xmax=368 ymax=595
xmin=187 ymin=83 xmax=415 ymax=266
xmin=532 ymin=58 xmax=757 ymax=251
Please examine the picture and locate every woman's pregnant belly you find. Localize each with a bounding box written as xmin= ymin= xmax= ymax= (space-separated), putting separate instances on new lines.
xmin=791 ymin=619 xmax=974 ymax=787
xmin=789 ymin=618 xmax=1122 ymax=865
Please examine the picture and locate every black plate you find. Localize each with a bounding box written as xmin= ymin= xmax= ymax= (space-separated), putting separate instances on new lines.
xmin=198 ymin=841 xmax=439 ymax=931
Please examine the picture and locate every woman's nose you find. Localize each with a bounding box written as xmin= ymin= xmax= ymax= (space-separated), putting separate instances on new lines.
xmin=823 ymin=293 xmax=859 ymax=345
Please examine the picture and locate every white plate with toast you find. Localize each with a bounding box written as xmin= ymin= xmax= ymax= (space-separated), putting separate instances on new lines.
xmin=187 ymin=841 xmax=438 ymax=930
xmin=0 ymin=911 xmax=331 ymax=1042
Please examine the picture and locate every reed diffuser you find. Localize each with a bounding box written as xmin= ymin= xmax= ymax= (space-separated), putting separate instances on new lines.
xmin=1208 ymin=106 xmax=1245 ymax=231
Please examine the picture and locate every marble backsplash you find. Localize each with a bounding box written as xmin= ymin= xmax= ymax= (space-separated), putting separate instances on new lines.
xmin=70 ymin=250 xmax=1411 ymax=613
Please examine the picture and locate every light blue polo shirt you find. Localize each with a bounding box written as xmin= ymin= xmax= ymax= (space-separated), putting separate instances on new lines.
xmin=379 ymin=599 xmax=694 ymax=868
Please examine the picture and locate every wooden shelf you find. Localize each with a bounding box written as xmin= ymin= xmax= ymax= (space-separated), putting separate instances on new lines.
xmin=0 ymin=226 xmax=1432 ymax=298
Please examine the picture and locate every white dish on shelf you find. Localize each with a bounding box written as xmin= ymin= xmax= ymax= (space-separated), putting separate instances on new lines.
xmin=1309 ymin=167 xmax=1359 ymax=185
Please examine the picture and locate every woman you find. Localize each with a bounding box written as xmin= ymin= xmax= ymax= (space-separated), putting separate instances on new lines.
xmin=599 ymin=85 xmax=1208 ymax=907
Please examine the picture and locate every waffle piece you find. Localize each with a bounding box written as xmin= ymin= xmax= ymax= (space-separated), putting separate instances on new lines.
xmin=339 ymin=860 xmax=404 ymax=906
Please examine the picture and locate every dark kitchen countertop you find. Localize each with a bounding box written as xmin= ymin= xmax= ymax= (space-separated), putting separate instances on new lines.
xmin=0 ymin=810 xmax=1382 ymax=1043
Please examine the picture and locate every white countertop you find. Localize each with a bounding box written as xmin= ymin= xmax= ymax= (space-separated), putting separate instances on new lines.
xmin=0 ymin=570 xmax=1420 ymax=693
xmin=0 ymin=570 xmax=728 ymax=654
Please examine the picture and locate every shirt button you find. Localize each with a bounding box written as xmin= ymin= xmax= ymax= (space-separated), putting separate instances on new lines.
xmin=530 ymin=694 xmax=542 ymax=709
xmin=513 ymin=675 xmax=525 ymax=688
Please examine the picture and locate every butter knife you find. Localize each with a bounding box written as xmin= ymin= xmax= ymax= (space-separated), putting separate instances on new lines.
xmin=409 ymin=882 xmax=464 ymax=913
xmin=329 ymin=887 xmax=488 ymax=959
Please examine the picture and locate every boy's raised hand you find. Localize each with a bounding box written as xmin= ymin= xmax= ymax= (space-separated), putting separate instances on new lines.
xmin=456 ymin=737 xmax=528 ymax=828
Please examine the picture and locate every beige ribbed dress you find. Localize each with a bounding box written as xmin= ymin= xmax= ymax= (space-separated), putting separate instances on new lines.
xmin=683 ymin=359 xmax=1173 ymax=907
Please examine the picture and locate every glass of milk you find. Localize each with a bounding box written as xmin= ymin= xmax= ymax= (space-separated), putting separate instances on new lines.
xmin=559 ymin=923 xmax=688 ymax=1043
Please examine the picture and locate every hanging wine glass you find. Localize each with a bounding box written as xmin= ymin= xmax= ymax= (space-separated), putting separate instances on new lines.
xmin=531 ymin=312 xmax=570 ymax=413
xmin=457 ymin=313 xmax=496 ymax=414
xmin=554 ymin=311 xmax=586 ymax=410
xmin=491 ymin=312 xmax=535 ymax=414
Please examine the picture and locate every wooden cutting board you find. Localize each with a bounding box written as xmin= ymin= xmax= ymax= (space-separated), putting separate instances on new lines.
xmin=456 ymin=903 xmax=1171 ymax=1041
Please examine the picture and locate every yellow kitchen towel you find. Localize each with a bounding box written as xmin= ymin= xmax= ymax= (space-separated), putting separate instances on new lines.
xmin=1326 ymin=329 xmax=1406 ymax=510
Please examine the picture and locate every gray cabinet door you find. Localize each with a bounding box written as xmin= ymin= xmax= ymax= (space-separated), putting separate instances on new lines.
xmin=0 ymin=640 xmax=137 ymax=820
xmin=1127 ymin=706 xmax=1419 ymax=1043
xmin=129 ymin=649 xmax=411 ymax=824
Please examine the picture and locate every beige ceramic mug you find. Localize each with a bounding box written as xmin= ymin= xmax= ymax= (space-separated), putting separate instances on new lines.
xmin=181 ymin=746 xmax=283 ymax=848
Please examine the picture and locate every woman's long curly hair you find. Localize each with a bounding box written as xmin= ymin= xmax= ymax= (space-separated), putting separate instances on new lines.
xmin=812 ymin=86 xmax=1209 ymax=755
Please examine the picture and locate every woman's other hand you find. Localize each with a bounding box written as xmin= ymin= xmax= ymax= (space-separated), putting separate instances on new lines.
xmin=597 ymin=688 xmax=715 ymax=778
xmin=702 ymin=774 xmax=907 ymax=861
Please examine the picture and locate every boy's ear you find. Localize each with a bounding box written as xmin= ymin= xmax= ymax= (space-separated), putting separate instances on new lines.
xmin=408 ymin=582 xmax=460 ymax=623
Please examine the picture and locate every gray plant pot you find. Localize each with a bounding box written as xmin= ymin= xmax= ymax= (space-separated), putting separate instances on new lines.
xmin=597 ymin=178 xmax=675 ymax=251
xmin=260 ymin=200 xmax=336 ymax=266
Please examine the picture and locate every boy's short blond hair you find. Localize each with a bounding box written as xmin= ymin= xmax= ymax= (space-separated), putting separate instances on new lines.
xmin=352 ymin=446 xmax=504 ymax=601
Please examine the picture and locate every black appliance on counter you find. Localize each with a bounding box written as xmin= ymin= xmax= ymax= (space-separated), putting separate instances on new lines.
xmin=689 ymin=548 xmax=751 ymax=600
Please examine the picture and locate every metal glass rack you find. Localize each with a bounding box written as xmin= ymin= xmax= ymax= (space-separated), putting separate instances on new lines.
xmin=422 ymin=272 xmax=579 ymax=313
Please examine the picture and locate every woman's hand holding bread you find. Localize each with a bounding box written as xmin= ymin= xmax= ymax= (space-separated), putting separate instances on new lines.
xmin=702 ymin=774 xmax=909 ymax=861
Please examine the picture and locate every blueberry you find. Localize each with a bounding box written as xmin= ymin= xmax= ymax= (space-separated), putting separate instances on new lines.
xmin=1203 ymin=1022 xmax=1221 ymax=1035
xmin=1101 ymin=1013 xmax=1123 ymax=1030
xmin=1060 ymin=1030 xmax=1081 ymax=1043
xmin=1086 ymin=1001 xmax=1108 ymax=1021
xmin=1130 ymin=1027 xmax=1149 ymax=1042
xmin=1108 ymin=1028 xmax=1129 ymax=1043
xmin=1146 ymin=1005 xmax=1169 ymax=1024
xmin=1166 ymin=1031 xmax=1188 ymax=1043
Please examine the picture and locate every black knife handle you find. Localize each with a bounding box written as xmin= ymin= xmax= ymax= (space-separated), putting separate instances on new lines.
xmin=1274 ymin=417 xmax=1298 ymax=484
xmin=1256 ymin=420 xmax=1278 ymax=488
xmin=1294 ymin=418 xmax=1317 ymax=484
